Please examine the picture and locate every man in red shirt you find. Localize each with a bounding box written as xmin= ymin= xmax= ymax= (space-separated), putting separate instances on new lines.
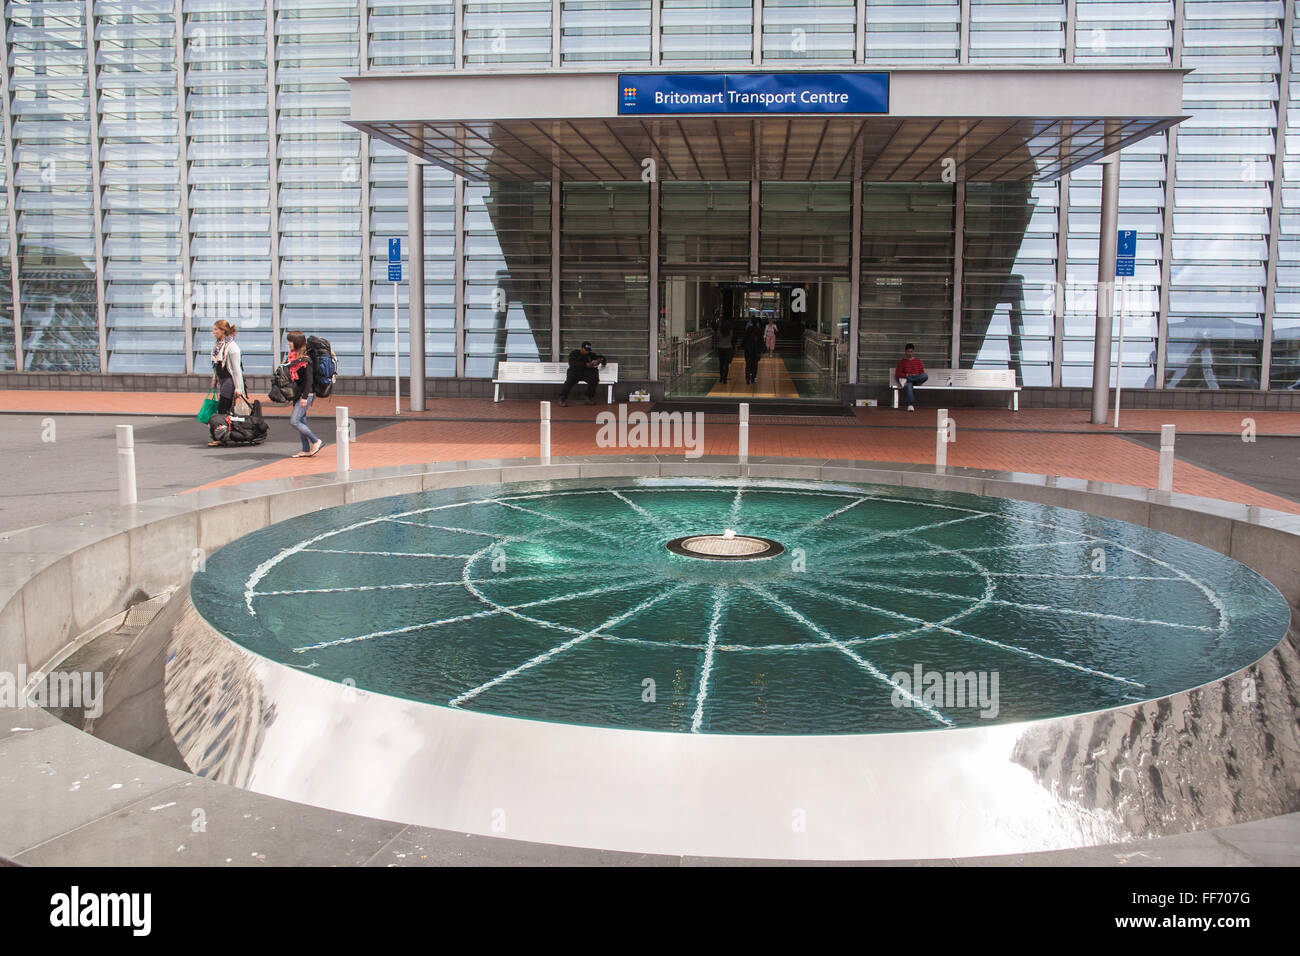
xmin=894 ymin=343 xmax=928 ymax=411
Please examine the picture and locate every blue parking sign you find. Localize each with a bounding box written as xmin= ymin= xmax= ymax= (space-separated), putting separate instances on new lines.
xmin=388 ymin=237 xmax=400 ymax=263
xmin=1117 ymin=230 xmax=1136 ymax=257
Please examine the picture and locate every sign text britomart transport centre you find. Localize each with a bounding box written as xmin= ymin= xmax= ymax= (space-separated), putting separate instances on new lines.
xmin=618 ymin=73 xmax=889 ymax=115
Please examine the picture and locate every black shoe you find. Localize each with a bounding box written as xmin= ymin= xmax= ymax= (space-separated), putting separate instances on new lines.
xmin=584 ymin=397 xmax=596 ymax=405
xmin=558 ymin=397 xmax=567 ymax=407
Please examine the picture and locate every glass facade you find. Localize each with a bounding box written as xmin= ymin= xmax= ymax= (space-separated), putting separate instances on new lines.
xmin=0 ymin=0 xmax=1293 ymax=392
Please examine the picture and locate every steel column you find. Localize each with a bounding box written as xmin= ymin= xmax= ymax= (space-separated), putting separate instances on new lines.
xmin=0 ymin=14 xmax=23 ymax=370
xmin=1091 ymin=153 xmax=1120 ymax=424
xmin=551 ymin=174 xmax=560 ymax=361
xmin=552 ymin=0 xmax=561 ymax=67
xmin=173 ymin=0 xmax=193 ymax=373
xmin=408 ymin=155 xmax=426 ymax=408
xmin=265 ymin=0 xmax=281 ymax=363
xmin=1262 ymin=0 xmax=1294 ymax=390
xmin=1053 ymin=172 xmax=1069 ymax=387
xmin=360 ymin=0 xmax=372 ymax=375
xmin=649 ymin=177 xmax=660 ymax=382
xmin=652 ymin=0 xmax=662 ymax=65
xmin=849 ymin=177 xmax=862 ymax=385
xmin=856 ymin=0 xmax=866 ymax=62
xmin=960 ymin=0 xmax=971 ymax=64
xmin=951 ymin=177 xmax=965 ymax=368
xmin=1156 ymin=0 xmax=1184 ymax=387
xmin=84 ymin=1 xmax=108 ymax=373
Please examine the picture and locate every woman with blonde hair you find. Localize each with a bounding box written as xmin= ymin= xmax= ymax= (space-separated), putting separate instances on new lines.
xmin=285 ymin=330 xmax=323 ymax=458
xmin=208 ymin=320 xmax=245 ymax=446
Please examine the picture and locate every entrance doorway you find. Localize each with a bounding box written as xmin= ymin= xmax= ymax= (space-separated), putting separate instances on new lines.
xmin=659 ymin=276 xmax=850 ymax=400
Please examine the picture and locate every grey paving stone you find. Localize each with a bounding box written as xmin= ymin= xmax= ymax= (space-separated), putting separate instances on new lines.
xmin=0 ymin=705 xmax=62 ymax=741
xmin=952 ymin=829 xmax=1260 ymax=867
xmin=1209 ymin=812 xmax=1300 ymax=866
xmin=364 ymin=825 xmax=681 ymax=867
xmin=0 ymin=721 xmax=191 ymax=856
xmin=15 ymin=777 xmax=407 ymax=867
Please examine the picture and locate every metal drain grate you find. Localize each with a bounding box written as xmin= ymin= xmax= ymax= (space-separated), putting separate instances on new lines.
xmin=666 ymin=534 xmax=785 ymax=561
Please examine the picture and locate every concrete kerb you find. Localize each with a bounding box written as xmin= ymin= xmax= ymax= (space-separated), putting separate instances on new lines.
xmin=0 ymin=454 xmax=1296 ymax=864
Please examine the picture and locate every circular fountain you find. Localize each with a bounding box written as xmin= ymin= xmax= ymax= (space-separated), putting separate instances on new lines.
xmin=160 ymin=473 xmax=1293 ymax=859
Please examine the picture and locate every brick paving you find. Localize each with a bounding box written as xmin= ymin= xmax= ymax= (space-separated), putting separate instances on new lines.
xmin=4 ymin=388 xmax=1300 ymax=435
xmin=2 ymin=388 xmax=1295 ymax=511
xmin=176 ymin=410 xmax=1300 ymax=515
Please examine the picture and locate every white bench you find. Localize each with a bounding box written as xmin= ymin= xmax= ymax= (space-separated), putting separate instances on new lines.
xmin=892 ymin=368 xmax=1020 ymax=411
xmin=492 ymin=360 xmax=620 ymax=403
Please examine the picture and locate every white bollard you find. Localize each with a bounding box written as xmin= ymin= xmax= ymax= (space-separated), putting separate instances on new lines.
xmin=335 ymin=405 xmax=350 ymax=473
xmin=935 ymin=408 xmax=950 ymax=471
xmin=540 ymin=401 xmax=551 ymax=464
xmin=116 ymin=424 xmax=137 ymax=506
xmin=738 ymin=402 xmax=749 ymax=464
xmin=1158 ymin=423 xmax=1175 ymax=492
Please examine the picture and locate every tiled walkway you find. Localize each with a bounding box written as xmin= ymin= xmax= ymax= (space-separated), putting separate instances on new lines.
xmin=3 ymin=390 xmax=1297 ymax=513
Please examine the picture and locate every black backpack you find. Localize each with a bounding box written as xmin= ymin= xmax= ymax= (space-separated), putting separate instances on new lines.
xmin=306 ymin=335 xmax=337 ymax=398
xmin=269 ymin=363 xmax=292 ymax=404
xmin=209 ymin=398 xmax=269 ymax=446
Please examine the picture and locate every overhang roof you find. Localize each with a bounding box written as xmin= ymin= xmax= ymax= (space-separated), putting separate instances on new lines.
xmin=346 ymin=67 xmax=1188 ymax=184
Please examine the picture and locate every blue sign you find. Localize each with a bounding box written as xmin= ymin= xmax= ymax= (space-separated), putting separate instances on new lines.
xmin=1117 ymin=230 xmax=1137 ymax=257
xmin=388 ymin=237 xmax=401 ymax=263
xmin=618 ymin=73 xmax=889 ymax=115
xmin=388 ymin=263 xmax=402 ymax=281
xmin=1115 ymin=257 xmax=1135 ymax=277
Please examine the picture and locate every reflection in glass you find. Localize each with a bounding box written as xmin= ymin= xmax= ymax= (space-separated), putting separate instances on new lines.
xmin=561 ymin=183 xmax=649 ymax=377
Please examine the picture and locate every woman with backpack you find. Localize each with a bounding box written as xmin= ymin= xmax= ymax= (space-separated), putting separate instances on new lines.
xmin=286 ymin=330 xmax=323 ymax=458
xmin=207 ymin=320 xmax=246 ymax=446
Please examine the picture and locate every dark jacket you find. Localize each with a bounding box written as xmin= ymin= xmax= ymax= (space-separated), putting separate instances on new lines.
xmin=568 ymin=348 xmax=606 ymax=372
xmin=742 ymin=324 xmax=762 ymax=359
xmin=289 ymin=354 xmax=314 ymax=401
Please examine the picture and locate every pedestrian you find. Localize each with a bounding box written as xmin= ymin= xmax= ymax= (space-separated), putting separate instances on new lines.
xmin=716 ymin=318 xmax=734 ymax=383
xmin=895 ymin=342 xmax=928 ymax=411
xmin=207 ymin=320 xmax=245 ymax=446
xmin=742 ymin=320 xmax=762 ymax=385
xmin=764 ymin=319 xmax=777 ymax=357
xmin=285 ymin=330 xmax=324 ymax=457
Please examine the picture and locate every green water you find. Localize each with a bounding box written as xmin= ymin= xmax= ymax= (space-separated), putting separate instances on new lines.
xmin=190 ymin=477 xmax=1290 ymax=735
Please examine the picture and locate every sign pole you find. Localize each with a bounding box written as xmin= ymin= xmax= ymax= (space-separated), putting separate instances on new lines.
xmin=1113 ymin=230 xmax=1136 ymax=429
xmin=394 ymin=281 xmax=400 ymax=415
xmin=1113 ymin=292 xmax=1124 ymax=429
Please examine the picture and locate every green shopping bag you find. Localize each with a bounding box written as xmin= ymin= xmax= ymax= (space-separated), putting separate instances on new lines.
xmin=197 ymin=389 xmax=219 ymax=425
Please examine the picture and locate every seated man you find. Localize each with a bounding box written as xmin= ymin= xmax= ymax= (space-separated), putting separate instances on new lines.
xmin=559 ymin=341 xmax=607 ymax=406
xmin=894 ymin=343 xmax=928 ymax=412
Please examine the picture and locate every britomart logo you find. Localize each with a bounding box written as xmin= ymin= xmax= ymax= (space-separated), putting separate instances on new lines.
xmin=622 ymin=85 xmax=637 ymax=106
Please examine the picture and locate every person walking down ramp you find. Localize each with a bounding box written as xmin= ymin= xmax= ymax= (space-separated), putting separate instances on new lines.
xmin=742 ymin=320 xmax=763 ymax=385
xmin=716 ymin=318 xmax=735 ymax=383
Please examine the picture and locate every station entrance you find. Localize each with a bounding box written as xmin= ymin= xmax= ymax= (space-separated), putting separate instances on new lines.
xmin=658 ymin=276 xmax=849 ymax=400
